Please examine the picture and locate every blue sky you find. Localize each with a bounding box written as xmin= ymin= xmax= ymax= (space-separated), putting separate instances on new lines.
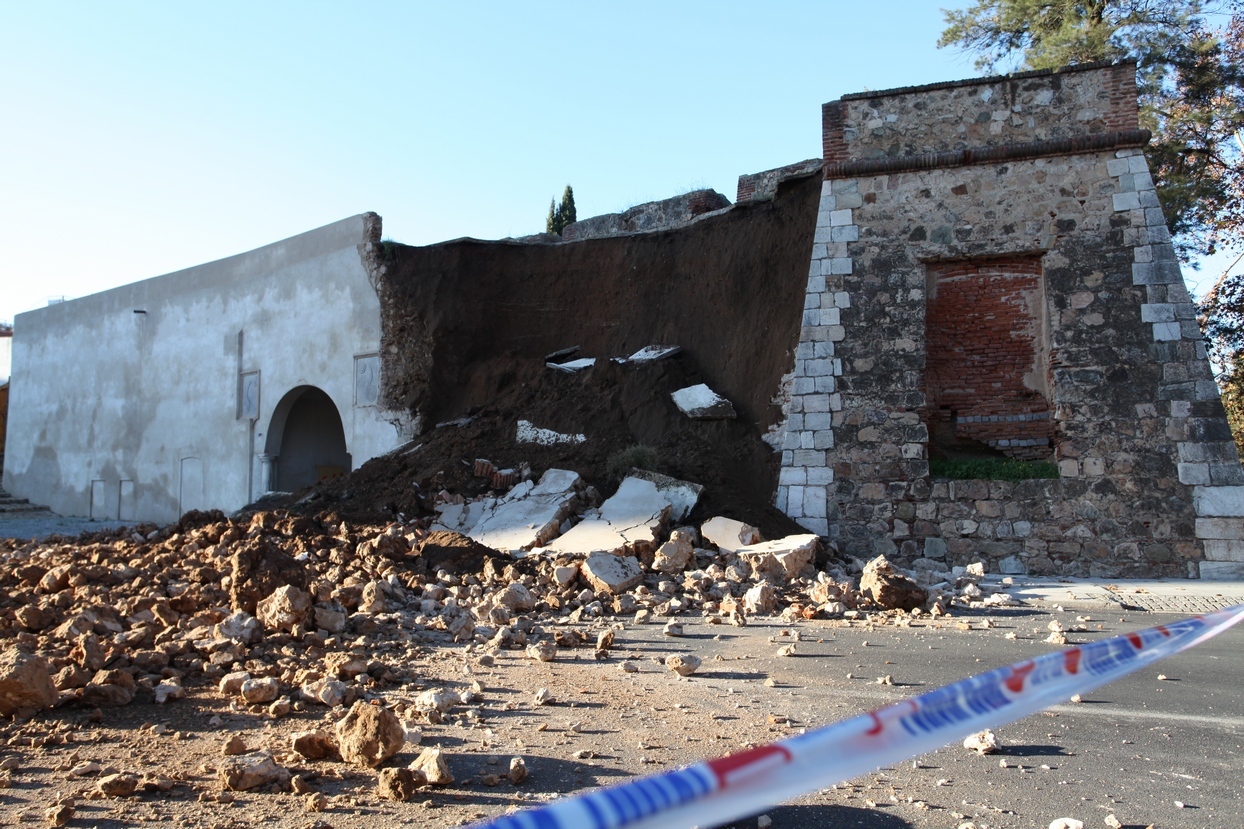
xmin=0 ymin=1 xmax=1237 ymax=325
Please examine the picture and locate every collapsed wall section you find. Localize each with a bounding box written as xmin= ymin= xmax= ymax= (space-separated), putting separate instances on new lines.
xmin=779 ymin=61 xmax=1244 ymax=579
xmin=376 ymin=174 xmax=822 ymax=504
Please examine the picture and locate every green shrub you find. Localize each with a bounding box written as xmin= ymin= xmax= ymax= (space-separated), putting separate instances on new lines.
xmin=929 ymin=457 xmax=1059 ymax=481
xmin=606 ymin=445 xmax=658 ymax=482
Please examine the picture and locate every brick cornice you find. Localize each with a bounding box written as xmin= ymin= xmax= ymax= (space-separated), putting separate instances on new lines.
xmin=823 ymin=129 xmax=1150 ymax=181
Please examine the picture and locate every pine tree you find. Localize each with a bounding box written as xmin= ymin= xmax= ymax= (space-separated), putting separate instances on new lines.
xmin=559 ymin=185 xmax=576 ymax=229
xmin=545 ymin=185 xmax=577 ymax=236
xmin=546 ymin=199 xmax=559 ymax=235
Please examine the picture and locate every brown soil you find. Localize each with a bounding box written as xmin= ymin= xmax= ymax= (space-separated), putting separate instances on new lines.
xmin=281 ymin=353 xmax=805 ymax=541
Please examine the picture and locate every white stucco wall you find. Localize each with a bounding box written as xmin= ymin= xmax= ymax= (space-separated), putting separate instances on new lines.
xmin=3 ymin=214 xmax=399 ymax=523
xmin=0 ymin=334 xmax=11 ymax=383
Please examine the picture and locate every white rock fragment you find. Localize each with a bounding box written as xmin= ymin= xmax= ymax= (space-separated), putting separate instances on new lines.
xmin=665 ymin=654 xmax=701 ymax=676
xmin=1048 ymin=820 xmax=1084 ymax=829
xmin=671 ymin=383 xmax=736 ymax=419
xmin=580 ymin=552 xmax=643 ymax=594
xmin=701 ymin=516 xmax=763 ymax=554
xmin=963 ymin=729 xmax=998 ymax=755
xmin=516 ymin=420 xmax=586 ymax=446
xmin=736 ymin=534 xmax=821 ymax=581
xmin=546 ymin=358 xmax=596 ymax=373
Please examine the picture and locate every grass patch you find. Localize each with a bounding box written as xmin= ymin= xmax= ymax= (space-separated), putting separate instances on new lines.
xmin=606 ymin=445 xmax=658 ymax=483
xmin=930 ymin=457 xmax=1059 ymax=481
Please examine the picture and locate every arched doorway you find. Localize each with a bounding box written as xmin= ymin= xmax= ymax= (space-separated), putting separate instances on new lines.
xmin=264 ymin=386 xmax=351 ymax=492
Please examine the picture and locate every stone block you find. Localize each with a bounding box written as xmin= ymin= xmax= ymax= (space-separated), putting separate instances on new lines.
xmin=1178 ymin=463 xmax=1211 ymax=485
xmin=807 ymin=466 xmax=834 ymax=485
xmin=1112 ymin=192 xmax=1141 ymax=211
xmin=792 ymin=449 xmax=825 ymax=467
xmin=1152 ymin=322 xmax=1180 ymax=341
xmin=814 ymin=375 xmax=836 ymax=393
xmin=796 ymin=517 xmax=829 ymax=535
xmin=835 ymin=192 xmax=864 ymax=209
xmin=1106 ymin=157 xmax=1131 ymax=177
xmin=778 ymin=467 xmax=807 ymax=487
xmin=1196 ymin=517 xmax=1244 ymax=540
xmin=1058 ymin=459 xmax=1079 ymax=478
xmin=1199 ymin=560 xmax=1244 ymax=579
xmin=829 ymin=257 xmax=853 ymax=275
xmin=1203 ymin=539 xmax=1244 ymax=562
xmin=819 ymin=307 xmax=840 ymax=325
xmin=1140 ymin=303 xmax=1175 ymax=323
xmin=806 ymin=274 xmax=825 ymax=294
xmin=1193 ymin=486 xmax=1244 ymax=517
xmin=829 ymin=209 xmax=853 ymax=226
xmin=1128 ymin=154 xmax=1149 ymax=173
xmin=1210 ymin=463 xmax=1244 ymax=486
xmin=831 ymin=225 xmax=859 ymax=243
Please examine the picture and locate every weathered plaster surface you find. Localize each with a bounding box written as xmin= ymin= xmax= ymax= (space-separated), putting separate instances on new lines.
xmin=4 ymin=215 xmax=398 ymax=523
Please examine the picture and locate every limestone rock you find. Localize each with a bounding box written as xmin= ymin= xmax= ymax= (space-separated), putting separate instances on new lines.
xmin=497 ymin=583 xmax=536 ymax=612
xmin=219 ymin=751 xmax=291 ymax=791
xmin=0 ymin=649 xmax=57 ymax=716
xmin=154 ymin=679 xmax=185 ymax=704
xmin=652 ymin=529 xmax=695 ymax=573
xmin=219 ymin=671 xmax=251 ymax=696
xmin=665 ymin=654 xmax=701 ymax=676
xmin=963 ymin=729 xmax=998 ymax=755
xmin=313 ymin=605 xmax=348 ymax=633
xmin=97 ymin=773 xmax=139 ymax=797
xmin=240 ymin=677 xmax=280 ymax=704
xmin=81 ymin=682 xmax=133 ymax=708
xmin=216 ymin=610 xmax=261 ymax=644
xmin=301 ymin=677 xmax=347 ymax=707
xmin=701 ymin=516 xmax=762 ymax=554
xmin=409 ymin=747 xmax=454 ymax=785
xmin=378 ymin=767 xmax=424 ymax=801
xmin=860 ymin=555 xmax=928 ymax=611
xmin=743 ymin=583 xmax=777 ymax=615
xmin=256 ymin=585 xmax=311 ymax=632
xmin=580 ymin=552 xmax=642 ymax=594
xmin=335 ymin=701 xmax=404 ymax=768
xmin=508 ymin=756 xmax=528 ymax=784
xmin=291 ymin=730 xmax=338 ymax=760
xmin=358 ymin=581 xmax=388 ymax=613
xmin=736 ymin=534 xmax=821 ymax=581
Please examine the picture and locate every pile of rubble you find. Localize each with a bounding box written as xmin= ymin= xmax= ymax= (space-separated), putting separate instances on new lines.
xmin=0 ymin=460 xmax=1020 ymax=814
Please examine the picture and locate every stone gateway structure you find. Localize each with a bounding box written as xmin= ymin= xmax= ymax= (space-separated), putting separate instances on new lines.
xmin=4 ymin=61 xmax=1241 ymax=578
xmin=775 ymin=61 xmax=1244 ymax=579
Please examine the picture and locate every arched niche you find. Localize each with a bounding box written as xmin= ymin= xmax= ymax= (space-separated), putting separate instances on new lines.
xmin=264 ymin=386 xmax=351 ymax=492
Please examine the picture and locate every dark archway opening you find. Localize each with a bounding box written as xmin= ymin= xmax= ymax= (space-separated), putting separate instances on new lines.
xmin=266 ymin=386 xmax=351 ymax=492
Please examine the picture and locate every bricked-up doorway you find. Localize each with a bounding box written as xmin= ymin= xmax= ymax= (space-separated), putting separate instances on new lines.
xmin=923 ymin=256 xmax=1053 ymax=461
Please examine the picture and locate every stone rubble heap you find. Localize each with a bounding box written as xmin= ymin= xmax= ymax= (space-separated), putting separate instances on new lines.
xmin=0 ymin=463 xmax=1019 ymax=810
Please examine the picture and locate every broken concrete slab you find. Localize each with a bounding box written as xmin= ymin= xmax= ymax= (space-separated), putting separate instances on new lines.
xmin=542 ymin=476 xmax=671 ymax=557
xmin=547 ymin=358 xmax=596 ymax=373
xmin=735 ymin=534 xmax=820 ymax=580
xmin=515 ymin=420 xmax=586 ymax=446
xmin=629 ymin=345 xmax=682 ymax=362
xmin=701 ymin=516 xmax=762 ymax=554
xmin=433 ymin=469 xmax=583 ymax=553
xmin=451 ymin=469 xmax=583 ymax=553
xmin=671 ymin=383 xmax=736 ymax=419
xmin=623 ymin=469 xmax=702 ymax=522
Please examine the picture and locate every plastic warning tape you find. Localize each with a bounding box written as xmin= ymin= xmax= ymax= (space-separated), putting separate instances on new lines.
xmin=472 ymin=604 xmax=1244 ymax=829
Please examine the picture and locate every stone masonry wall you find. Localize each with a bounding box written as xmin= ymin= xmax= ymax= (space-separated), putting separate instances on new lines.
xmin=779 ymin=62 xmax=1244 ymax=579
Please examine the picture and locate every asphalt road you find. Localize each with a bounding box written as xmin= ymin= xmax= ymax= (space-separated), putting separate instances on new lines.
xmin=606 ymin=606 xmax=1244 ymax=829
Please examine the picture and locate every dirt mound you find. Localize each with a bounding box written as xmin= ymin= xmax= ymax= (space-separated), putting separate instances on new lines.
xmin=279 ymin=353 xmax=805 ymax=540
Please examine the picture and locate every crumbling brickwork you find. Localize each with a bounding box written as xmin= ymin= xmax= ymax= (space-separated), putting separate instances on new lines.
xmin=924 ymin=256 xmax=1051 ymax=460
xmin=778 ymin=61 xmax=1244 ymax=579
